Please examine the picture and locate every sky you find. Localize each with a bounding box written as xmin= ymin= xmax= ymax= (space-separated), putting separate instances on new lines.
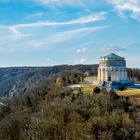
xmin=0 ymin=0 xmax=140 ymax=67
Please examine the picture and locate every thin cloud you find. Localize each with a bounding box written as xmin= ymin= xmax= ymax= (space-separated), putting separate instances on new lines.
xmin=26 ymin=12 xmax=45 ymax=19
xmin=74 ymin=57 xmax=86 ymax=64
xmin=34 ymin=0 xmax=92 ymax=7
xmin=7 ymin=12 xmax=107 ymax=34
xmin=107 ymin=0 xmax=140 ymax=20
xmin=28 ymin=25 xmax=111 ymax=48
xmin=101 ymin=46 xmax=127 ymax=52
xmin=80 ymin=58 xmax=86 ymax=63
xmin=76 ymin=47 xmax=87 ymax=54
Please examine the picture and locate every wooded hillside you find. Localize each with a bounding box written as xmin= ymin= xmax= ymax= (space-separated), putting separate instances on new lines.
xmin=0 ymin=70 xmax=140 ymax=140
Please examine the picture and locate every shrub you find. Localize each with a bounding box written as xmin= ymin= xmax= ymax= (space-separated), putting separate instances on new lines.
xmin=93 ymin=87 xmax=100 ymax=94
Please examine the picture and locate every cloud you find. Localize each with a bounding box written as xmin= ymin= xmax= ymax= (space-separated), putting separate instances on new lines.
xmin=74 ymin=57 xmax=86 ymax=64
xmin=76 ymin=47 xmax=87 ymax=54
xmin=28 ymin=25 xmax=110 ymax=48
xmin=101 ymin=45 xmax=127 ymax=52
xmin=0 ymin=10 xmax=110 ymax=55
xmin=0 ymin=26 xmax=32 ymax=41
xmin=107 ymin=0 xmax=140 ymax=20
xmin=80 ymin=58 xmax=86 ymax=63
xmin=34 ymin=0 xmax=92 ymax=7
xmin=26 ymin=12 xmax=45 ymax=19
xmin=7 ymin=12 xmax=107 ymax=35
xmin=0 ymin=13 xmax=110 ymax=52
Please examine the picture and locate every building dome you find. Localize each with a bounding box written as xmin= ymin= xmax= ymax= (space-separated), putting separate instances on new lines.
xmin=103 ymin=53 xmax=124 ymax=60
xmin=100 ymin=53 xmax=126 ymax=67
xmin=98 ymin=53 xmax=128 ymax=82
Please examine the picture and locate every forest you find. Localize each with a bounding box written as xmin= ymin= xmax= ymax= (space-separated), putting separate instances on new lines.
xmin=0 ymin=69 xmax=140 ymax=140
xmin=0 ymin=65 xmax=139 ymax=97
xmin=0 ymin=65 xmax=98 ymax=97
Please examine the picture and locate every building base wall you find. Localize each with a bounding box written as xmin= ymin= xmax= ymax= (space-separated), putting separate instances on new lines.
xmin=98 ymin=66 xmax=128 ymax=82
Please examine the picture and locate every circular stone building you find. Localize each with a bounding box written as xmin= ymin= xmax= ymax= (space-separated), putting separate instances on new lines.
xmin=98 ymin=53 xmax=128 ymax=82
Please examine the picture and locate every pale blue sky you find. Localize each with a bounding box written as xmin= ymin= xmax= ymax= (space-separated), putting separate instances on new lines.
xmin=0 ymin=0 xmax=140 ymax=67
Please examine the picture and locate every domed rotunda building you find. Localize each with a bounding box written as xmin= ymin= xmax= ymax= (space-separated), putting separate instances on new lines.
xmin=98 ymin=53 xmax=128 ymax=82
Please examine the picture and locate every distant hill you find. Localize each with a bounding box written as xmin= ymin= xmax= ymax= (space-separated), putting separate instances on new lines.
xmin=0 ymin=65 xmax=98 ymax=97
xmin=0 ymin=65 xmax=139 ymax=98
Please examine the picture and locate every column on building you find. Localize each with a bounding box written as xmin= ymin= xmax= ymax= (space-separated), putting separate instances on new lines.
xmin=99 ymin=67 xmax=102 ymax=81
xmin=118 ymin=67 xmax=121 ymax=81
xmin=112 ymin=67 xmax=115 ymax=81
xmin=108 ymin=67 xmax=111 ymax=81
xmin=121 ymin=67 xmax=125 ymax=81
xmin=115 ymin=67 xmax=118 ymax=81
xmin=101 ymin=67 xmax=104 ymax=81
xmin=120 ymin=67 xmax=122 ymax=81
xmin=118 ymin=67 xmax=122 ymax=81
xmin=105 ymin=67 xmax=108 ymax=81
xmin=98 ymin=67 xmax=100 ymax=81
xmin=113 ymin=68 xmax=116 ymax=81
xmin=124 ymin=68 xmax=128 ymax=80
xmin=100 ymin=67 xmax=102 ymax=81
xmin=110 ymin=67 xmax=113 ymax=81
xmin=109 ymin=67 xmax=111 ymax=81
xmin=103 ymin=68 xmax=105 ymax=81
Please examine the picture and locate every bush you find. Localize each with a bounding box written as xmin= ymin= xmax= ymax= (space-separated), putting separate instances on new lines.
xmin=93 ymin=87 xmax=100 ymax=94
xmin=117 ymin=86 xmax=126 ymax=91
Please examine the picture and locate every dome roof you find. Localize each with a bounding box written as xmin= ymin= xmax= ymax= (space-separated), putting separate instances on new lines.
xmin=103 ymin=53 xmax=124 ymax=60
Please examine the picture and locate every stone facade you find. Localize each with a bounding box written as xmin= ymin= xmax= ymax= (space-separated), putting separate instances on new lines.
xmin=98 ymin=53 xmax=128 ymax=82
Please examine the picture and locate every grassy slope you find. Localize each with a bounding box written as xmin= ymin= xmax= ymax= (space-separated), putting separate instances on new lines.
xmin=117 ymin=88 xmax=140 ymax=96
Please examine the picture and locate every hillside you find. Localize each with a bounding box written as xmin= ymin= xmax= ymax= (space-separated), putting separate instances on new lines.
xmin=0 ymin=70 xmax=140 ymax=140
xmin=0 ymin=65 xmax=139 ymax=98
xmin=0 ymin=65 xmax=98 ymax=97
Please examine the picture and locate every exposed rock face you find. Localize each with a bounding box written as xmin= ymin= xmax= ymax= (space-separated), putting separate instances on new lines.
xmin=56 ymin=76 xmax=65 ymax=87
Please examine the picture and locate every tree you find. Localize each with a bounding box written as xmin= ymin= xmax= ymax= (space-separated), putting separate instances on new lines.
xmin=93 ymin=87 xmax=100 ymax=94
xmin=109 ymin=89 xmax=119 ymax=100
